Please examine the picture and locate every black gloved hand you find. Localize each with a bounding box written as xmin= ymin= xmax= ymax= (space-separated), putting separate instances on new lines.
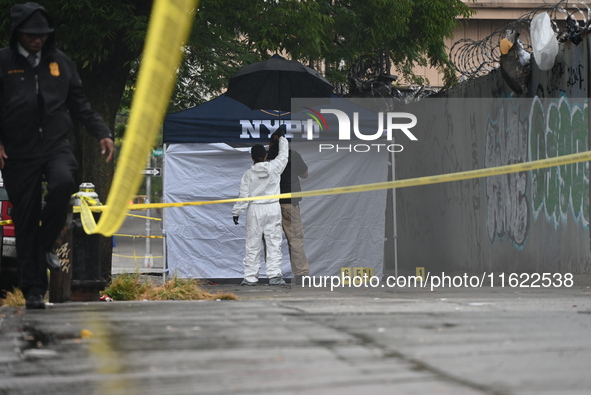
xmin=271 ymin=125 xmax=286 ymax=141
xmin=233 ymin=216 xmax=239 ymax=225
xmin=267 ymin=143 xmax=279 ymax=160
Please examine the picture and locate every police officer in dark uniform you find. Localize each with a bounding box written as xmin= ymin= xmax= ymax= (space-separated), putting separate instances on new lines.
xmin=0 ymin=3 xmax=115 ymax=309
xmin=268 ymin=135 xmax=310 ymax=284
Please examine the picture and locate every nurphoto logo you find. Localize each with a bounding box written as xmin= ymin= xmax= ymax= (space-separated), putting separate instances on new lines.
xmin=303 ymin=106 xmax=418 ymax=153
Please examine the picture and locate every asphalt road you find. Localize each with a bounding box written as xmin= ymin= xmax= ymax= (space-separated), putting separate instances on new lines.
xmin=1 ymin=285 xmax=590 ymax=394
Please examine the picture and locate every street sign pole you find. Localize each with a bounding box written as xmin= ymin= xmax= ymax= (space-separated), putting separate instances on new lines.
xmin=144 ymin=157 xmax=153 ymax=268
xmin=139 ymin=166 xmax=160 ymax=268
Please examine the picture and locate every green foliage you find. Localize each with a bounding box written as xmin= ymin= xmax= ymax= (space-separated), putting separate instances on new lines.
xmin=0 ymin=0 xmax=473 ymax=116
xmin=0 ymin=1 xmax=150 ymax=70
xmin=102 ymin=273 xmax=238 ymax=301
xmin=141 ymin=276 xmax=211 ymax=301
xmin=102 ymin=273 xmax=150 ymax=301
xmin=166 ymin=0 xmax=474 ymax=109
xmin=167 ymin=0 xmax=264 ymax=111
xmin=0 ymin=0 xmax=472 ymax=203
xmin=0 ymin=0 xmax=473 ymax=118
xmin=53 ymin=2 xmax=148 ymax=70
xmin=0 ymin=287 xmax=25 ymax=307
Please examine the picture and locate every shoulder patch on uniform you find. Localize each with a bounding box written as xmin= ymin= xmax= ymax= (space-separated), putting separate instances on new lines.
xmin=49 ymin=62 xmax=60 ymax=77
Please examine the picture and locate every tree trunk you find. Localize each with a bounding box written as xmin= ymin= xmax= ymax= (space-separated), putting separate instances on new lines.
xmin=73 ymin=43 xmax=137 ymax=282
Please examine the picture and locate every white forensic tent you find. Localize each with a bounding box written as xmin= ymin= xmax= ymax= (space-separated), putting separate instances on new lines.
xmin=162 ymin=94 xmax=389 ymax=279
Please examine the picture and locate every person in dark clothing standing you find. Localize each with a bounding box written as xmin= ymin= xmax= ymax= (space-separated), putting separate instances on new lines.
xmin=0 ymin=3 xmax=114 ymax=309
xmin=268 ymin=137 xmax=310 ymax=284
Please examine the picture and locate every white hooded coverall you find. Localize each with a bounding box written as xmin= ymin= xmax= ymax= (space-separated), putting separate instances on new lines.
xmin=232 ymin=137 xmax=289 ymax=282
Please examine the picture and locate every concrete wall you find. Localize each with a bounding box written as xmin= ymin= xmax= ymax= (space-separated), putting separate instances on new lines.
xmin=391 ymin=38 xmax=591 ymax=276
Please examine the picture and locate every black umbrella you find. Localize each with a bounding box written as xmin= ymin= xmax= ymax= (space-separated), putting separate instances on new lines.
xmin=226 ymin=54 xmax=334 ymax=112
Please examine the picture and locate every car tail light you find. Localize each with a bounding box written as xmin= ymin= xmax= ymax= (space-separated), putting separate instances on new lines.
xmin=2 ymin=201 xmax=14 ymax=237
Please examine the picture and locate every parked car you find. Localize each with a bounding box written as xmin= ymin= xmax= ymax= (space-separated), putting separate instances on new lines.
xmin=0 ymin=177 xmax=18 ymax=295
xmin=0 ymin=184 xmax=15 ymax=260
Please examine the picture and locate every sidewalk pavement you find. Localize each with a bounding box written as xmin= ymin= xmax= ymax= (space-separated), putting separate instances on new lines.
xmin=1 ymin=284 xmax=590 ymax=394
xmin=111 ymin=209 xmax=164 ymax=275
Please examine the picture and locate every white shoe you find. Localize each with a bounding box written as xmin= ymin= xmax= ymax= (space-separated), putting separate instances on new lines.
xmin=268 ymin=277 xmax=286 ymax=286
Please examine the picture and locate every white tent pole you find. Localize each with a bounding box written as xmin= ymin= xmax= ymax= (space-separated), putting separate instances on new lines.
xmin=162 ymin=143 xmax=168 ymax=282
xmin=391 ymin=147 xmax=398 ymax=278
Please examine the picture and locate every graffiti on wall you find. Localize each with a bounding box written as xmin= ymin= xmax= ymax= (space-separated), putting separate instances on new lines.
xmin=485 ymin=101 xmax=530 ymax=247
xmin=529 ymin=96 xmax=589 ymax=228
xmin=486 ymin=96 xmax=589 ymax=249
xmin=538 ymin=63 xmax=586 ymax=98
xmin=56 ymin=242 xmax=71 ymax=273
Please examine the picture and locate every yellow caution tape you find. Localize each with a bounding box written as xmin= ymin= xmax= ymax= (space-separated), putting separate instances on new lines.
xmin=125 ymin=213 xmax=162 ymax=221
xmin=78 ymin=149 xmax=591 ymax=212
xmin=113 ymin=254 xmax=164 ymax=259
xmin=72 ymin=206 xmax=162 ymax=224
xmin=113 ymin=234 xmax=164 ymax=239
xmin=78 ymin=0 xmax=198 ymax=236
xmin=6 ymin=149 xmax=590 ymax=234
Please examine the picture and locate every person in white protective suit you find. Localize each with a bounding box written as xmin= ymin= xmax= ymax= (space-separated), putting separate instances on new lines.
xmin=232 ymin=129 xmax=289 ymax=286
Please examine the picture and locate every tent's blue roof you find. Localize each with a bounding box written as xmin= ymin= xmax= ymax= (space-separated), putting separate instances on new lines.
xmin=163 ymin=94 xmax=290 ymax=144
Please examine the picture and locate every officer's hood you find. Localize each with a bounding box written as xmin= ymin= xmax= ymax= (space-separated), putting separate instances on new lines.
xmin=251 ymin=162 xmax=271 ymax=179
xmin=9 ymin=2 xmax=56 ymax=53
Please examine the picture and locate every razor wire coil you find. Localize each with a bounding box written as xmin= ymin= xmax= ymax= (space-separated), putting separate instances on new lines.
xmin=451 ymin=0 xmax=591 ymax=80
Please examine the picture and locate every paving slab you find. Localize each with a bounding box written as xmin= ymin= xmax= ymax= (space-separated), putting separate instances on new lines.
xmin=1 ymin=284 xmax=591 ymax=394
